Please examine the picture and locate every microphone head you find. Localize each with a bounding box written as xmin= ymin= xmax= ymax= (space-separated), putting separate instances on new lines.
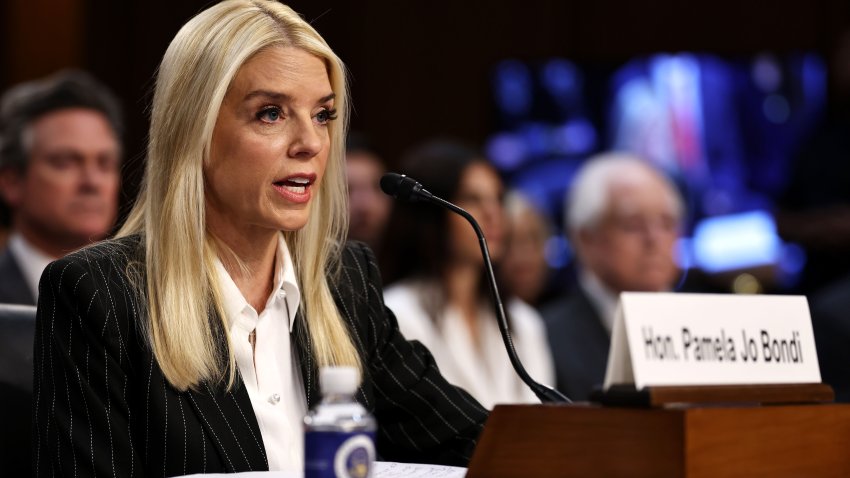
xmin=379 ymin=172 xmax=404 ymax=197
xmin=380 ymin=172 xmax=426 ymax=202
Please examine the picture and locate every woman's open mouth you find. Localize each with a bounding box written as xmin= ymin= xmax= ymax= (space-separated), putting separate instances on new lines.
xmin=273 ymin=173 xmax=316 ymax=204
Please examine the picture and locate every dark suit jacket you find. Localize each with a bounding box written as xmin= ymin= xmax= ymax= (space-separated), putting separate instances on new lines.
xmin=33 ymin=236 xmax=488 ymax=477
xmin=810 ymin=274 xmax=850 ymax=402
xmin=539 ymin=287 xmax=610 ymax=402
xmin=1 ymin=304 xmax=37 ymax=477
xmin=0 ymin=247 xmax=35 ymax=305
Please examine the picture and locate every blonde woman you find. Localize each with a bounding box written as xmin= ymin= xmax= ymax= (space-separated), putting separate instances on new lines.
xmin=32 ymin=1 xmax=487 ymax=475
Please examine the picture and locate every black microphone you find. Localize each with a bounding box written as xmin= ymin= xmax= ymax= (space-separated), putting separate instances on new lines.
xmin=380 ymin=172 xmax=570 ymax=404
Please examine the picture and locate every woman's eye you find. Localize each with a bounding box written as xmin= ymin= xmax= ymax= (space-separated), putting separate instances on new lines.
xmin=257 ymin=107 xmax=281 ymax=123
xmin=316 ymin=108 xmax=338 ymax=125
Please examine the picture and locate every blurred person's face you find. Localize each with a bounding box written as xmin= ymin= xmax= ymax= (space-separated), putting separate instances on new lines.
xmin=346 ymin=152 xmax=391 ymax=247
xmin=448 ymin=161 xmax=505 ymax=265
xmin=502 ymin=208 xmax=549 ymax=304
xmin=578 ymin=174 xmax=680 ymax=293
xmin=0 ymin=108 xmax=120 ymax=255
xmin=206 ymin=47 xmax=334 ymax=240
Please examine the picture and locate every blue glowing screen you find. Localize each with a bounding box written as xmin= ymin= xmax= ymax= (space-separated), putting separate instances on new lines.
xmin=488 ymin=53 xmax=826 ymax=280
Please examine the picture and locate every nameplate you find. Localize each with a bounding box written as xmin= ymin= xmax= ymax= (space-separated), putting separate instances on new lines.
xmin=603 ymin=293 xmax=821 ymax=390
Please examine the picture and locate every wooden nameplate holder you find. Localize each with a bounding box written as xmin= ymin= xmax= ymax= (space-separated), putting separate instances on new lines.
xmin=466 ymin=383 xmax=850 ymax=478
xmin=590 ymin=382 xmax=834 ymax=407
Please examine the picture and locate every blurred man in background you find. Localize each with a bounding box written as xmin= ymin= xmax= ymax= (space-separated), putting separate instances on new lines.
xmin=540 ymin=152 xmax=683 ymax=400
xmin=0 ymin=70 xmax=122 ymax=305
xmin=345 ymin=133 xmax=392 ymax=255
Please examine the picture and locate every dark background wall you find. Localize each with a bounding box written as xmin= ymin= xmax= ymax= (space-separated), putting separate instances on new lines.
xmin=3 ymin=0 xmax=849 ymax=213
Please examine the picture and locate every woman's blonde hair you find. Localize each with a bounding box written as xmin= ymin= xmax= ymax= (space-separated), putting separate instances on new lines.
xmin=118 ymin=0 xmax=359 ymax=391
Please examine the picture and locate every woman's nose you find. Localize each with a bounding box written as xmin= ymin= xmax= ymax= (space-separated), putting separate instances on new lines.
xmin=287 ymin=117 xmax=322 ymax=159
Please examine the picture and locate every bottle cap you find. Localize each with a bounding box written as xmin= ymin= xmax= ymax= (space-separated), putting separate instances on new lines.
xmin=320 ymin=366 xmax=360 ymax=395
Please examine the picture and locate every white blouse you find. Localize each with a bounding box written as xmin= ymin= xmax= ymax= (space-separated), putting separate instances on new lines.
xmin=215 ymin=235 xmax=306 ymax=472
xmin=384 ymin=280 xmax=555 ymax=410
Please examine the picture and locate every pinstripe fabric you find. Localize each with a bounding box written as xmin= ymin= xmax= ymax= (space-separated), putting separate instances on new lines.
xmin=33 ymin=236 xmax=488 ymax=477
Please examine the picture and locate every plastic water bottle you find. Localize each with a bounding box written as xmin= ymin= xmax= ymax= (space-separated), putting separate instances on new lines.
xmin=304 ymin=366 xmax=376 ymax=478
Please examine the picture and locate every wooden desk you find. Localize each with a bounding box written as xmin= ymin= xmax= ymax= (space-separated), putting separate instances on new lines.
xmin=467 ymin=402 xmax=850 ymax=478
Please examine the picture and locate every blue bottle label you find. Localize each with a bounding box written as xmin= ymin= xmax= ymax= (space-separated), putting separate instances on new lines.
xmin=304 ymin=430 xmax=376 ymax=478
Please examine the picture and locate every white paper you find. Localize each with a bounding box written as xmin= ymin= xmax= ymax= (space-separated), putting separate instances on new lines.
xmin=178 ymin=461 xmax=466 ymax=478
xmin=374 ymin=461 xmax=466 ymax=477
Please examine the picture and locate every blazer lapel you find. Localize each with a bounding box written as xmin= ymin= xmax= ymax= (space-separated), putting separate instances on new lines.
xmin=292 ymin=310 xmax=320 ymax=409
xmin=185 ymin=379 xmax=268 ymax=472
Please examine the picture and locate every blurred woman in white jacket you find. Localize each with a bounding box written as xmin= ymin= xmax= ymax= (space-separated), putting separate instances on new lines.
xmin=381 ymin=140 xmax=554 ymax=409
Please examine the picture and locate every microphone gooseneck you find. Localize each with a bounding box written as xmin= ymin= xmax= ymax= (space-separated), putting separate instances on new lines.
xmin=380 ymin=172 xmax=570 ymax=404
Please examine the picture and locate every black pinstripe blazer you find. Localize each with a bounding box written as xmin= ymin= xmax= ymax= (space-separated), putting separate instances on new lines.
xmin=32 ymin=235 xmax=488 ymax=477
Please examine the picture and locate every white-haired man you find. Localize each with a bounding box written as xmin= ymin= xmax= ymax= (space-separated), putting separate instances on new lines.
xmin=540 ymin=152 xmax=683 ymax=400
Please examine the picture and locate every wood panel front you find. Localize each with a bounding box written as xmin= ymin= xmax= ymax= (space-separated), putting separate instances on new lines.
xmin=467 ymin=403 xmax=850 ymax=478
xmin=468 ymin=403 xmax=685 ymax=478
xmin=684 ymin=404 xmax=850 ymax=478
